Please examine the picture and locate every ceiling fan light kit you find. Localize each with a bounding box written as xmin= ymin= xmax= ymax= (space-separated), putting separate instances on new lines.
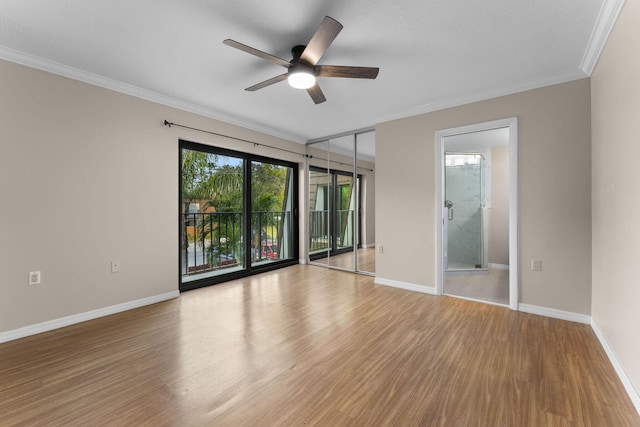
xmin=223 ymin=16 xmax=379 ymax=104
xmin=288 ymin=67 xmax=316 ymax=89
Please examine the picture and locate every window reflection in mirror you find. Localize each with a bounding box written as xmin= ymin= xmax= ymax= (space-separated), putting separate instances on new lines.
xmin=306 ymin=131 xmax=375 ymax=275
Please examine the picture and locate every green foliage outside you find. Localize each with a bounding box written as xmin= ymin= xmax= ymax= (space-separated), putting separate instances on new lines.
xmin=182 ymin=149 xmax=288 ymax=213
xmin=181 ymin=149 xmax=289 ymax=266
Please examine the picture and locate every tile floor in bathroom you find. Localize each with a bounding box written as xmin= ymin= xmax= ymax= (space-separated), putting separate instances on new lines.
xmin=445 ymin=267 xmax=509 ymax=305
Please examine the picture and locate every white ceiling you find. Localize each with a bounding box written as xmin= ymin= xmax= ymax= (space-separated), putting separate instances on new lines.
xmin=0 ymin=0 xmax=612 ymax=143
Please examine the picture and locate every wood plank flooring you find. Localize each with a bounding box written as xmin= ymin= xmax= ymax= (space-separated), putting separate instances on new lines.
xmin=1 ymin=265 xmax=638 ymax=426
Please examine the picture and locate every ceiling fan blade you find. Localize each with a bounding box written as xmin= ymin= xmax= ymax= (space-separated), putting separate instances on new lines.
xmin=300 ymin=16 xmax=343 ymax=65
xmin=315 ymin=65 xmax=379 ymax=79
xmin=245 ymin=74 xmax=288 ymax=91
xmin=306 ymin=83 xmax=327 ymax=104
xmin=223 ymin=39 xmax=291 ymax=68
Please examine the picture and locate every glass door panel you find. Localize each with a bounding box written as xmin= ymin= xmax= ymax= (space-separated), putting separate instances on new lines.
xmin=181 ymin=150 xmax=244 ymax=282
xmin=251 ymin=161 xmax=295 ymax=266
xmin=444 ymin=153 xmax=484 ymax=270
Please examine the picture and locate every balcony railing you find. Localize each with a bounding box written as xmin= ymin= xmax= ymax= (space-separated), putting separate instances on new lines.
xmin=309 ymin=210 xmax=329 ymax=252
xmin=182 ymin=211 xmax=291 ymax=276
xmin=309 ymin=209 xmax=354 ymax=253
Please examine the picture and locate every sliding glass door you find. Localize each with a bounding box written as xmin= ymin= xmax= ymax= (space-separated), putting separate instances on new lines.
xmin=180 ymin=141 xmax=298 ymax=291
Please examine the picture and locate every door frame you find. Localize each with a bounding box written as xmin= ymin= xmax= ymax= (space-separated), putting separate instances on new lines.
xmin=435 ymin=118 xmax=518 ymax=310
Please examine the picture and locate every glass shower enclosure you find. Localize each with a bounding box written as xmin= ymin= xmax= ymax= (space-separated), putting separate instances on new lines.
xmin=444 ymin=152 xmax=487 ymax=270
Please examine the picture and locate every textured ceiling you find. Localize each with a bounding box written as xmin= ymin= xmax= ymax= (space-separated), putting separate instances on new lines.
xmin=0 ymin=0 xmax=610 ymax=142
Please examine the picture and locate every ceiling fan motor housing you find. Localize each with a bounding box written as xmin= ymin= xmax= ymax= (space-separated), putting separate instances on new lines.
xmin=291 ymin=45 xmax=307 ymax=62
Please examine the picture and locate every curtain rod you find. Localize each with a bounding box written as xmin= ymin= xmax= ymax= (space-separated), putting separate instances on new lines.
xmin=164 ymin=120 xmax=308 ymax=158
xmin=164 ymin=120 xmax=372 ymax=171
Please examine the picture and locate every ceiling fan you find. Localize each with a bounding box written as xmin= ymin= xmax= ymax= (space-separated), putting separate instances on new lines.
xmin=223 ymin=16 xmax=379 ymax=104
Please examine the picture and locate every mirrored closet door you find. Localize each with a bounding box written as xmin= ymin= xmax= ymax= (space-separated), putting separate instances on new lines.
xmin=306 ymin=130 xmax=375 ymax=276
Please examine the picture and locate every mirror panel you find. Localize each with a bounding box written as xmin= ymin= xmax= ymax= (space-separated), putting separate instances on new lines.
xmin=308 ymin=143 xmax=331 ymax=266
xmin=327 ymin=137 xmax=355 ymax=271
xmin=356 ymin=132 xmax=376 ymax=274
xmin=306 ymin=130 xmax=375 ymax=275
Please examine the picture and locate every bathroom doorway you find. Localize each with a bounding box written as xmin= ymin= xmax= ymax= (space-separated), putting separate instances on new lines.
xmin=436 ymin=118 xmax=518 ymax=309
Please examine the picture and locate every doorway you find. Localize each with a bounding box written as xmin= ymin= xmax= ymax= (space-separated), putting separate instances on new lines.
xmin=435 ymin=118 xmax=518 ymax=309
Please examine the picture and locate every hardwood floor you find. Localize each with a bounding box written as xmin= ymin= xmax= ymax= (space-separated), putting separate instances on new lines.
xmin=1 ymin=265 xmax=638 ymax=426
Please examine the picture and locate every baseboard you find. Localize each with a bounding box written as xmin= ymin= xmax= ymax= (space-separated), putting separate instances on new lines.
xmin=299 ymin=258 xmax=308 ymax=265
xmin=518 ymin=303 xmax=591 ymax=324
xmin=591 ymin=318 xmax=640 ymax=415
xmin=374 ymin=277 xmax=437 ymax=295
xmin=0 ymin=290 xmax=180 ymax=344
xmin=362 ymin=243 xmax=376 ymax=249
xmin=489 ymin=263 xmax=509 ymax=271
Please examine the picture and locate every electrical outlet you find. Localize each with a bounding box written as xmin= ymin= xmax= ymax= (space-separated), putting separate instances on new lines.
xmin=531 ymin=259 xmax=542 ymax=271
xmin=28 ymin=271 xmax=41 ymax=285
xmin=377 ymin=245 xmax=384 ymax=254
xmin=111 ymin=261 xmax=121 ymax=273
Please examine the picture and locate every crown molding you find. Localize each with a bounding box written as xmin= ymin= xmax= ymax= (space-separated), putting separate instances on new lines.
xmin=3 ymin=0 xmax=617 ymax=147
xmin=0 ymin=46 xmax=306 ymax=144
xmin=580 ymin=0 xmax=626 ymax=76
xmin=374 ymin=68 xmax=588 ymax=126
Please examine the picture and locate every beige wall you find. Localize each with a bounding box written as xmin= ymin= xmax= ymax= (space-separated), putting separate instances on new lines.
xmin=489 ymin=145 xmax=509 ymax=266
xmin=591 ymin=0 xmax=640 ymax=399
xmin=376 ymin=78 xmax=592 ymax=314
xmin=0 ymin=59 xmax=306 ymax=334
